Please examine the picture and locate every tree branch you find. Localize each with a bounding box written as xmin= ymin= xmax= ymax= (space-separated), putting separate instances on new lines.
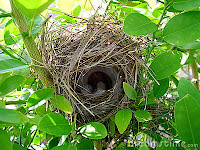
xmin=9 ymin=0 xmax=53 ymax=88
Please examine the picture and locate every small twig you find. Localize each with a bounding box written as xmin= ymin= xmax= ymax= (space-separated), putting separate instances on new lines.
xmin=0 ymin=44 xmax=30 ymax=64
xmin=27 ymin=129 xmax=38 ymax=149
xmin=48 ymin=8 xmax=88 ymax=21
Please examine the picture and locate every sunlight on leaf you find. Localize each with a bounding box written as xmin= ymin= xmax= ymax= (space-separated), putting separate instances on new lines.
xmin=38 ymin=113 xmax=71 ymax=135
xmin=27 ymin=88 xmax=54 ymax=107
xmin=79 ymin=122 xmax=107 ymax=139
xmin=13 ymin=0 xmax=55 ymax=19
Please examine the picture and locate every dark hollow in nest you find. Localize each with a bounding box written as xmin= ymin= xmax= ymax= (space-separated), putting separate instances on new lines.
xmin=41 ymin=20 xmax=147 ymax=123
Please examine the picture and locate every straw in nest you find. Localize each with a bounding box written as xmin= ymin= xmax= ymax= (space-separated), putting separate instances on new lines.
xmin=40 ymin=19 xmax=147 ymax=123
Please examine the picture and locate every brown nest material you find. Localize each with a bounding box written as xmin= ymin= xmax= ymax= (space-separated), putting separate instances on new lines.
xmin=40 ymin=20 xmax=147 ymax=123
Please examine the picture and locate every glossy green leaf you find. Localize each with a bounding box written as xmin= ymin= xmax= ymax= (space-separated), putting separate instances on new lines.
xmin=17 ymin=111 xmax=29 ymax=123
xmin=173 ymin=0 xmax=200 ymax=11
xmin=13 ymin=143 xmax=25 ymax=150
xmin=135 ymin=109 xmax=152 ymax=122
xmin=0 ymin=108 xmax=29 ymax=124
xmin=149 ymin=51 xmax=182 ymax=80
xmin=170 ymin=75 xmax=179 ymax=87
xmin=27 ymin=88 xmax=54 ymax=107
xmin=115 ymin=109 xmax=132 ymax=134
xmin=49 ymin=137 xmax=59 ymax=150
xmin=163 ymin=11 xmax=200 ymax=45
xmin=123 ymin=13 xmax=157 ymax=35
xmin=79 ymin=122 xmax=107 ymax=139
xmin=36 ymin=105 xmax=51 ymax=117
xmin=38 ymin=113 xmax=71 ymax=135
xmin=28 ymin=115 xmax=42 ymax=125
xmin=0 ymin=101 xmax=5 ymax=108
xmin=4 ymin=19 xmax=21 ymax=45
xmin=0 ymin=59 xmax=28 ymax=74
xmin=177 ymin=78 xmax=200 ymax=104
xmin=77 ymin=139 xmax=94 ymax=150
xmin=175 ymin=94 xmax=200 ymax=146
xmin=156 ymin=138 xmax=176 ymax=150
xmin=123 ymin=82 xmax=137 ymax=100
xmin=139 ymin=142 xmax=149 ymax=150
xmin=0 ymin=75 xmax=25 ymax=96
xmin=0 ymin=73 xmax=10 ymax=85
xmin=73 ymin=5 xmax=81 ymax=16
xmin=13 ymin=0 xmax=55 ymax=19
xmin=0 ymin=130 xmax=12 ymax=150
xmin=153 ymin=78 xmax=169 ymax=98
xmin=181 ymin=41 xmax=200 ymax=50
xmin=50 ymin=95 xmax=73 ymax=114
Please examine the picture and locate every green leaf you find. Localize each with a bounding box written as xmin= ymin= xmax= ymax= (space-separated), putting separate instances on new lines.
xmin=38 ymin=113 xmax=71 ymax=136
xmin=0 ymin=101 xmax=5 ymax=108
xmin=180 ymin=41 xmax=200 ymax=50
xmin=49 ymin=137 xmax=59 ymax=149
xmin=153 ymin=78 xmax=169 ymax=98
xmin=115 ymin=109 xmax=132 ymax=134
xmin=26 ymin=15 xmax=43 ymax=35
xmin=139 ymin=142 xmax=149 ymax=150
xmin=149 ymin=51 xmax=182 ymax=80
xmin=123 ymin=82 xmax=137 ymax=100
xmin=173 ymin=0 xmax=200 ymax=11
xmin=73 ymin=5 xmax=81 ymax=16
xmin=0 ymin=59 xmax=28 ymax=74
xmin=27 ymin=88 xmax=54 ymax=107
xmin=123 ymin=13 xmax=157 ymax=35
xmin=79 ymin=122 xmax=107 ymax=139
xmin=13 ymin=0 xmax=55 ymax=19
xmin=51 ymin=144 xmax=72 ymax=150
xmin=156 ymin=138 xmax=176 ymax=150
xmin=35 ymin=105 xmax=51 ymax=117
xmin=170 ymin=75 xmax=179 ymax=87
xmin=163 ymin=11 xmax=200 ymax=45
xmin=135 ymin=109 xmax=152 ymax=122
xmin=77 ymin=139 xmax=94 ymax=150
xmin=0 ymin=75 xmax=25 ymax=96
xmin=175 ymin=94 xmax=200 ymax=146
xmin=4 ymin=19 xmax=21 ymax=45
xmin=17 ymin=111 xmax=29 ymax=123
xmin=0 ymin=108 xmax=29 ymax=124
xmin=0 ymin=130 xmax=12 ymax=150
xmin=28 ymin=115 xmax=42 ymax=125
xmin=13 ymin=143 xmax=26 ymax=150
xmin=109 ymin=118 xmax=115 ymax=136
xmin=177 ymin=78 xmax=200 ymax=104
xmin=50 ymin=95 xmax=73 ymax=114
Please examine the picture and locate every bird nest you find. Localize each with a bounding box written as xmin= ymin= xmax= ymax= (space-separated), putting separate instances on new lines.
xmin=40 ymin=19 xmax=147 ymax=123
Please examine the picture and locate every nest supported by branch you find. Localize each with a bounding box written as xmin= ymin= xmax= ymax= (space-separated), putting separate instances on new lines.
xmin=40 ymin=19 xmax=147 ymax=123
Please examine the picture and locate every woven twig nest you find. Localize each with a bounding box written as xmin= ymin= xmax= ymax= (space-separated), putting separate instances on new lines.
xmin=41 ymin=19 xmax=147 ymax=122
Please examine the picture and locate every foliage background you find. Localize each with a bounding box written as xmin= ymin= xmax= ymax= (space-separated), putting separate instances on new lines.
xmin=0 ymin=0 xmax=199 ymax=150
